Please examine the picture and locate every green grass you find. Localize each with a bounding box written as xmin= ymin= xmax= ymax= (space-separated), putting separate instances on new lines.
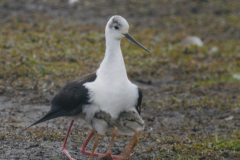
xmin=1 ymin=3 xmax=240 ymax=159
xmin=1 ymin=17 xmax=240 ymax=90
xmin=140 ymin=131 xmax=240 ymax=159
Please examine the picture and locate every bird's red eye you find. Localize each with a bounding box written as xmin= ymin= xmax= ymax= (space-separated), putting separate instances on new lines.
xmin=114 ymin=26 xmax=119 ymax=30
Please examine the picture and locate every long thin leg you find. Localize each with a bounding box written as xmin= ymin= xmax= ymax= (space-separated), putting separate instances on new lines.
xmin=62 ymin=120 xmax=76 ymax=160
xmin=80 ymin=130 xmax=96 ymax=155
xmin=129 ymin=131 xmax=139 ymax=154
xmin=80 ymin=130 xmax=123 ymax=159
xmin=99 ymin=126 xmax=118 ymax=159
xmin=117 ymin=127 xmax=139 ymax=160
xmin=88 ymin=130 xmax=99 ymax=160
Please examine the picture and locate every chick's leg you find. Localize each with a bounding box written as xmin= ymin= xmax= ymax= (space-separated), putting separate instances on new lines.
xmin=117 ymin=127 xmax=139 ymax=160
xmin=129 ymin=131 xmax=139 ymax=154
xmin=88 ymin=130 xmax=99 ymax=160
xmin=99 ymin=126 xmax=118 ymax=159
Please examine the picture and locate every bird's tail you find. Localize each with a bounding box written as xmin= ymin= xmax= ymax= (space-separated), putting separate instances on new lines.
xmin=22 ymin=108 xmax=66 ymax=132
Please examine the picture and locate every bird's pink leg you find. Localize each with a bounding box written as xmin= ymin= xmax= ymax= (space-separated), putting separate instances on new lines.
xmin=62 ymin=121 xmax=124 ymax=159
xmin=62 ymin=120 xmax=76 ymax=160
xmin=80 ymin=130 xmax=101 ymax=156
xmin=80 ymin=130 xmax=124 ymax=159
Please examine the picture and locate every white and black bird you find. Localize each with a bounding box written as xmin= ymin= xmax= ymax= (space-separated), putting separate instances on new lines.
xmin=25 ymin=15 xmax=149 ymax=160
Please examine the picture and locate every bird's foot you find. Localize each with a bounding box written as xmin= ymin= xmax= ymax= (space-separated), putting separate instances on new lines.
xmin=62 ymin=148 xmax=76 ymax=160
xmin=115 ymin=149 xmax=131 ymax=160
xmin=114 ymin=155 xmax=128 ymax=160
xmin=98 ymin=152 xmax=113 ymax=159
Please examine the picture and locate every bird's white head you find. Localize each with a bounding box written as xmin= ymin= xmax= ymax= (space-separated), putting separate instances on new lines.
xmin=106 ymin=15 xmax=129 ymax=40
xmin=105 ymin=15 xmax=150 ymax=53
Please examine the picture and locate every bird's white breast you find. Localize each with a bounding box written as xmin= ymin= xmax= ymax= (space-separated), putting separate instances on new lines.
xmin=83 ymin=78 xmax=138 ymax=119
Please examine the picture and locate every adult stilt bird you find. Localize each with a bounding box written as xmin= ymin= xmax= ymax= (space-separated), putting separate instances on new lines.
xmin=26 ymin=15 xmax=149 ymax=160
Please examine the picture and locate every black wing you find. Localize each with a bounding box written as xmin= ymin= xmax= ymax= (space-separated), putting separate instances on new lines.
xmin=136 ymin=88 xmax=142 ymax=115
xmin=27 ymin=73 xmax=97 ymax=128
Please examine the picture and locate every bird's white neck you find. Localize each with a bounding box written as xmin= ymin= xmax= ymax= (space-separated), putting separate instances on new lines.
xmin=97 ymin=36 xmax=128 ymax=82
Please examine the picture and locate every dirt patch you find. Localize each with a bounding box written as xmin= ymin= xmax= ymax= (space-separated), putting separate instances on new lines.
xmin=1 ymin=0 xmax=240 ymax=160
xmin=1 ymin=77 xmax=240 ymax=159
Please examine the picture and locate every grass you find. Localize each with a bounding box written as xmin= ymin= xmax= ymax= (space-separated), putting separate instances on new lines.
xmin=1 ymin=1 xmax=240 ymax=159
xmin=1 ymin=17 xmax=240 ymax=90
xmin=136 ymin=131 xmax=240 ymax=159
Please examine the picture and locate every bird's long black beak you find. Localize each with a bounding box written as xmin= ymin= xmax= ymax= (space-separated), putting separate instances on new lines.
xmin=123 ymin=33 xmax=150 ymax=53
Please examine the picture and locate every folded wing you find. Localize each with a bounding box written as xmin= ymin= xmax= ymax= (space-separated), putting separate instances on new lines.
xmin=27 ymin=73 xmax=97 ymax=128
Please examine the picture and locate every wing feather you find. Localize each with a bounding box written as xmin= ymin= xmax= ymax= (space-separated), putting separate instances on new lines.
xmin=26 ymin=73 xmax=97 ymax=128
xmin=136 ymin=88 xmax=142 ymax=115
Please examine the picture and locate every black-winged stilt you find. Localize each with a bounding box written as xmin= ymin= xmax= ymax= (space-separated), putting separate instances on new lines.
xmin=25 ymin=15 xmax=149 ymax=160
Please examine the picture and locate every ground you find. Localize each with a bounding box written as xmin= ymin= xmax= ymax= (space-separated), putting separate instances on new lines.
xmin=0 ymin=0 xmax=240 ymax=160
